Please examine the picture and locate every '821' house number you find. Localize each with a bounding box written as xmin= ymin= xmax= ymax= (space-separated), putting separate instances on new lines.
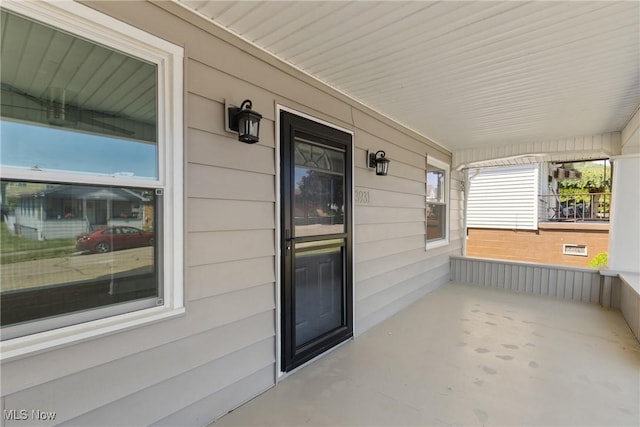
xmin=355 ymin=189 xmax=370 ymax=205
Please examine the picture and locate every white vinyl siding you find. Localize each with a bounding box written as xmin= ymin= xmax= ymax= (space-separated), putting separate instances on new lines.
xmin=467 ymin=164 xmax=538 ymax=230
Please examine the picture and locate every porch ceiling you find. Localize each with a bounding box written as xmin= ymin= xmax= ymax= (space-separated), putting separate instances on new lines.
xmin=178 ymin=0 xmax=639 ymax=152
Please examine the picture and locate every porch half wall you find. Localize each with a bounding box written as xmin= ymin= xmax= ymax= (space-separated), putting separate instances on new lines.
xmin=450 ymin=256 xmax=601 ymax=304
xmin=450 ymin=256 xmax=640 ymax=343
xmin=0 ymin=2 xmax=462 ymax=427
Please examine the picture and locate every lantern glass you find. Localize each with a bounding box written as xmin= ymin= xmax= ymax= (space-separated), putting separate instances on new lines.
xmin=376 ymin=157 xmax=390 ymax=176
xmin=237 ymin=110 xmax=261 ymax=144
xmin=228 ymin=99 xmax=262 ymax=143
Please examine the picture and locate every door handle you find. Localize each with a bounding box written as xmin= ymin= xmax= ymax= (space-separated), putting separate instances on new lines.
xmin=285 ymin=229 xmax=292 ymax=254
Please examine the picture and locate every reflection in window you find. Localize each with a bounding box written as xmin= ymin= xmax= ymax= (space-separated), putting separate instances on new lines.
xmin=294 ymin=139 xmax=344 ymax=174
xmin=294 ymin=139 xmax=345 ymax=237
xmin=0 ymin=0 xmax=183 ymax=345
xmin=427 ymin=167 xmax=445 ymax=204
xmin=0 ymin=180 xmax=158 ymax=328
xmin=426 ymin=160 xmax=448 ymax=244
xmin=0 ymin=121 xmax=158 ymax=179
xmin=0 ymin=8 xmax=157 ymax=179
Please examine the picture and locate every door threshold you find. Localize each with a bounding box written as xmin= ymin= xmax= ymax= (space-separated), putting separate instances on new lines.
xmin=277 ymin=336 xmax=353 ymax=382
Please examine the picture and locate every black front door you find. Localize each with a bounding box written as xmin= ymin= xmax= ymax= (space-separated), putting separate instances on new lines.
xmin=281 ymin=111 xmax=353 ymax=372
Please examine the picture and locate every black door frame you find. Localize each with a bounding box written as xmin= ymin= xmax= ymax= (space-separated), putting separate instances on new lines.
xmin=279 ymin=109 xmax=353 ymax=373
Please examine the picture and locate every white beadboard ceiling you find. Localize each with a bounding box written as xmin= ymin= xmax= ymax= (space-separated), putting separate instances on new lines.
xmin=178 ymin=0 xmax=639 ymax=152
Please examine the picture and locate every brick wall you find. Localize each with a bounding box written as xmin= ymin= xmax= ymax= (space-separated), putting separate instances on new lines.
xmin=466 ymin=224 xmax=609 ymax=267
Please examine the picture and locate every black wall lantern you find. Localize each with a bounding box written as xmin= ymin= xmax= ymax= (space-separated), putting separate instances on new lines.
xmin=368 ymin=150 xmax=390 ymax=176
xmin=227 ymin=99 xmax=262 ymax=144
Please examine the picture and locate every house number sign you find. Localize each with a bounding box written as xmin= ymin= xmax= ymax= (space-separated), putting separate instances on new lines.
xmin=355 ymin=189 xmax=370 ymax=205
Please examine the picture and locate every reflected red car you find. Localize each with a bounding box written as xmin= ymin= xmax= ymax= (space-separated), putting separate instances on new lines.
xmin=76 ymin=226 xmax=154 ymax=253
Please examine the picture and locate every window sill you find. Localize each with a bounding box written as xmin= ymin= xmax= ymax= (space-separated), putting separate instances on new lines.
xmin=0 ymin=306 xmax=185 ymax=363
xmin=426 ymin=239 xmax=449 ymax=251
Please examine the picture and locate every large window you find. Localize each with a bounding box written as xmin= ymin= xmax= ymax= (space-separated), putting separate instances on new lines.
xmin=0 ymin=1 xmax=183 ymax=351
xmin=426 ymin=157 xmax=449 ymax=249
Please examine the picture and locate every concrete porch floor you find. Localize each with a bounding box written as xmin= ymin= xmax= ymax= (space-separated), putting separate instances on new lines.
xmin=212 ymin=282 xmax=640 ymax=426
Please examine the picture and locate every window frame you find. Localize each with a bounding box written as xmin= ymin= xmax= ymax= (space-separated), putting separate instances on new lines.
xmin=425 ymin=156 xmax=450 ymax=250
xmin=0 ymin=0 xmax=184 ymax=361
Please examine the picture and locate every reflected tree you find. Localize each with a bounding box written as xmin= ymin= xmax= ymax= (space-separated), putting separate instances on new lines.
xmin=295 ymin=170 xmax=343 ymax=225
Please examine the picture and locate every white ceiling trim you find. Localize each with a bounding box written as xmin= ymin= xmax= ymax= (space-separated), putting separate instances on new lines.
xmin=453 ymin=132 xmax=621 ymax=170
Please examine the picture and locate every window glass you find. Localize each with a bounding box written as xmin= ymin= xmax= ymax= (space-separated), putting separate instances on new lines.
xmin=426 ymin=204 xmax=446 ymax=241
xmin=427 ymin=166 xmax=445 ymax=203
xmin=0 ymin=180 xmax=158 ymax=329
xmin=0 ymin=5 xmax=172 ymax=341
xmin=0 ymin=9 xmax=158 ymax=179
xmin=294 ymin=138 xmax=345 ymax=174
xmin=0 ymin=121 xmax=158 ymax=179
xmin=426 ymin=160 xmax=448 ymax=244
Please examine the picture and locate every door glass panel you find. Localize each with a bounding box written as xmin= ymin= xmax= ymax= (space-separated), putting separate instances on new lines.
xmin=294 ymin=138 xmax=344 ymax=173
xmin=294 ymin=240 xmax=344 ymax=346
xmin=294 ymin=139 xmax=345 ymax=237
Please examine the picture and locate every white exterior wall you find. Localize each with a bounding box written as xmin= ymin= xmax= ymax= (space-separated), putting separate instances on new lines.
xmin=609 ymin=107 xmax=640 ymax=274
xmin=609 ymin=155 xmax=640 ymax=275
xmin=609 ymin=109 xmax=640 ymax=342
xmin=621 ymin=108 xmax=640 ymax=155
xmin=15 ymin=205 xmax=41 ymax=230
xmin=467 ymin=164 xmax=538 ymax=230
xmin=42 ymin=220 xmax=87 ymax=240
xmin=0 ymin=2 xmax=460 ymax=426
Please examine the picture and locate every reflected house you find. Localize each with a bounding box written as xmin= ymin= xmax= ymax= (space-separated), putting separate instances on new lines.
xmin=7 ymin=184 xmax=152 ymax=240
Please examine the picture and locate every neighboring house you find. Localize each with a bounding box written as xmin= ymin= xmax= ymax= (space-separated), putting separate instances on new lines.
xmin=0 ymin=2 xmax=638 ymax=427
xmin=466 ymin=163 xmax=610 ymax=266
xmin=467 ymin=164 xmax=541 ymax=230
xmin=5 ymin=184 xmax=151 ymax=240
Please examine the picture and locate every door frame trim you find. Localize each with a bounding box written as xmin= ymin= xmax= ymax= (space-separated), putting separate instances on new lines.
xmin=274 ymin=104 xmax=355 ymax=380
